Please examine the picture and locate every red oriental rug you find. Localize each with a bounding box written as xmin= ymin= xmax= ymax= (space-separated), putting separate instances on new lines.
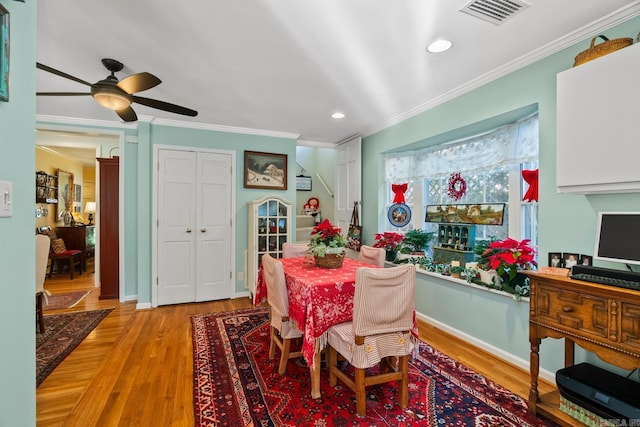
xmin=36 ymin=308 xmax=113 ymax=386
xmin=191 ymin=307 xmax=558 ymax=427
xmin=43 ymin=290 xmax=91 ymax=310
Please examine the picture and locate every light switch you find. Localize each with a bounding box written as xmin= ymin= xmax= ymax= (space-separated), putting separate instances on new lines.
xmin=0 ymin=181 xmax=13 ymax=217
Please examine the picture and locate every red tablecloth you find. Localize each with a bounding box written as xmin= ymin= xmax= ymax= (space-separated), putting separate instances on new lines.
xmin=254 ymin=256 xmax=378 ymax=367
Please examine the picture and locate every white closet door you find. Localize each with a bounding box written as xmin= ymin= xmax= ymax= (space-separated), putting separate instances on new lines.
xmin=196 ymin=152 xmax=232 ymax=301
xmin=334 ymin=137 xmax=361 ymax=234
xmin=157 ymin=149 xmax=233 ymax=305
xmin=157 ymin=149 xmax=197 ymax=305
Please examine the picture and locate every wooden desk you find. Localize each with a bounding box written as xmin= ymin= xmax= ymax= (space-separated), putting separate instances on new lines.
xmin=526 ymin=272 xmax=640 ymax=419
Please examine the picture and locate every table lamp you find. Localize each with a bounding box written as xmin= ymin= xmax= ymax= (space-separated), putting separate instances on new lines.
xmin=85 ymin=201 xmax=96 ymax=225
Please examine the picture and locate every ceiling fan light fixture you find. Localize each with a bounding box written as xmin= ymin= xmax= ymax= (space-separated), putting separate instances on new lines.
xmin=92 ymin=88 xmax=132 ymax=111
xmin=426 ymin=38 xmax=453 ymax=53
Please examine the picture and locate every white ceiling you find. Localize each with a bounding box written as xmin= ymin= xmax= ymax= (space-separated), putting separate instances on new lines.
xmin=35 ymin=1 xmax=640 ymax=146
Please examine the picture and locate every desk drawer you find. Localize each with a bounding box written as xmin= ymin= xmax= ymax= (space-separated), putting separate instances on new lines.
xmin=534 ymin=285 xmax=608 ymax=339
xmin=620 ymin=301 xmax=640 ymax=352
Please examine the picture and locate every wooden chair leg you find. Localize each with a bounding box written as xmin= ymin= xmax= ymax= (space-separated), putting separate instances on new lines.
xmin=69 ymin=256 xmax=74 ymax=279
xmin=354 ymin=367 xmax=367 ymax=416
xmin=269 ymin=326 xmax=277 ymax=360
xmin=278 ymin=338 xmax=292 ymax=374
xmin=398 ymin=355 xmax=409 ymax=408
xmin=36 ymin=292 xmax=45 ymax=333
xmin=328 ymin=346 xmax=337 ymax=386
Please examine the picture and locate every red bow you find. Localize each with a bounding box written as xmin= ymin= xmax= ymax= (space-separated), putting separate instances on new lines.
xmin=522 ymin=169 xmax=539 ymax=202
xmin=391 ymin=183 xmax=408 ymax=204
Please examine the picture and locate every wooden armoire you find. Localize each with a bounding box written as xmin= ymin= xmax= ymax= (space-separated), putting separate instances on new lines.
xmin=97 ymin=157 xmax=119 ymax=299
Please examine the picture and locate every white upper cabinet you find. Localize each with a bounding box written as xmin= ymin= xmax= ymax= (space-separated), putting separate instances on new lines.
xmin=556 ymin=42 xmax=640 ymax=194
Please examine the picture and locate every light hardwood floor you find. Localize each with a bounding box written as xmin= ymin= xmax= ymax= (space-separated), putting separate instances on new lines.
xmin=36 ymin=265 xmax=575 ymax=426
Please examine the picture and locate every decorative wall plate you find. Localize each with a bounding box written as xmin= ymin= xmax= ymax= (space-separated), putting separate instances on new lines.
xmin=387 ymin=203 xmax=411 ymax=227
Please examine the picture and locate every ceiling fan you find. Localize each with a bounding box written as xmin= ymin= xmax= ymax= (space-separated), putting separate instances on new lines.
xmin=36 ymin=58 xmax=198 ymax=122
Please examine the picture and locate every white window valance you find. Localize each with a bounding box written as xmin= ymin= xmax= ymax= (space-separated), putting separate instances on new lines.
xmin=384 ymin=113 xmax=538 ymax=182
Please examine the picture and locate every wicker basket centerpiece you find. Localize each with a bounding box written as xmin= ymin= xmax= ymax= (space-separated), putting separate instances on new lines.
xmin=309 ymin=219 xmax=347 ymax=269
xmin=314 ymin=252 xmax=345 ymax=269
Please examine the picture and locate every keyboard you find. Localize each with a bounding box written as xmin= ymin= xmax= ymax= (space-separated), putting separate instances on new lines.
xmin=570 ymin=272 xmax=640 ymax=291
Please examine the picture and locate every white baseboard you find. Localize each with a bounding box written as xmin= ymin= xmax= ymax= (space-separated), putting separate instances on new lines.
xmin=415 ymin=310 xmax=555 ymax=384
xmin=136 ymin=301 xmax=152 ymax=310
xmin=235 ymin=290 xmax=251 ymax=299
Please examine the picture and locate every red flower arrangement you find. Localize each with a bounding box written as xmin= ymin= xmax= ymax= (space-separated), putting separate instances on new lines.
xmin=309 ymin=219 xmax=347 ymax=257
xmin=482 ymin=238 xmax=537 ymax=283
xmin=372 ymin=232 xmax=404 ymax=252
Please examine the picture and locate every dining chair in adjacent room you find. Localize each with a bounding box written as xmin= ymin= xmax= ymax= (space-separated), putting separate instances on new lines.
xmin=358 ymin=245 xmax=386 ymax=267
xmin=35 ymin=234 xmax=51 ymax=333
xmin=327 ymin=264 xmax=416 ymax=416
xmin=282 ymin=242 xmax=309 ymax=258
xmin=262 ymin=253 xmax=303 ymax=374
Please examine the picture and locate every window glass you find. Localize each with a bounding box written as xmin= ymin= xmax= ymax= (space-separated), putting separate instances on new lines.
xmin=383 ymin=113 xmax=538 ymax=256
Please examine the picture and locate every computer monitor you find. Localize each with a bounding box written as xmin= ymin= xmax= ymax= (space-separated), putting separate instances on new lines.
xmin=593 ymin=212 xmax=640 ymax=266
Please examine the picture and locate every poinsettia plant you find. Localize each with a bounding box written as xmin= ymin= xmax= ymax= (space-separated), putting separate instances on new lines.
xmin=372 ymin=232 xmax=404 ymax=252
xmin=478 ymin=237 xmax=537 ymax=297
xmin=309 ymin=219 xmax=347 ymax=257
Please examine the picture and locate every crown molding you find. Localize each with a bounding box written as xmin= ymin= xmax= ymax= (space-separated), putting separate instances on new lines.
xmin=150 ymin=117 xmax=300 ymax=140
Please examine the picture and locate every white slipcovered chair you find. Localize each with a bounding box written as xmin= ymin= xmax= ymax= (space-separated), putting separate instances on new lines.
xmin=358 ymin=245 xmax=386 ymax=267
xmin=35 ymin=234 xmax=51 ymax=333
xmin=262 ymin=253 xmax=303 ymax=374
xmin=327 ymin=264 xmax=416 ymax=416
xmin=282 ymin=242 xmax=309 ymax=258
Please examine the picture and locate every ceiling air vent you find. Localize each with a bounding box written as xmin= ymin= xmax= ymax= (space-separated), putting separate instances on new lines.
xmin=460 ymin=0 xmax=530 ymax=25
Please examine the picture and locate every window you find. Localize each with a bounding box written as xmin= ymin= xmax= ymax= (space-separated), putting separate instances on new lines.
xmin=383 ymin=113 xmax=539 ymax=254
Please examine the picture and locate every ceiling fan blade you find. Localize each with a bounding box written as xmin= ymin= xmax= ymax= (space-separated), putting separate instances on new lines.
xmin=132 ymin=96 xmax=198 ymax=117
xmin=36 ymin=92 xmax=91 ymax=96
xmin=117 ymin=72 xmax=162 ymax=94
xmin=36 ymin=63 xmax=93 ymax=87
xmin=116 ymin=106 xmax=138 ymax=122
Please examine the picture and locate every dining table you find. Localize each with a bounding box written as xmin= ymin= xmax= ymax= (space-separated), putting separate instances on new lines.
xmin=254 ymin=255 xmax=418 ymax=399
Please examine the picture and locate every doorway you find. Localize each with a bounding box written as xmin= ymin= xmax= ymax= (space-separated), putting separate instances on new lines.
xmin=36 ymin=127 xmax=123 ymax=295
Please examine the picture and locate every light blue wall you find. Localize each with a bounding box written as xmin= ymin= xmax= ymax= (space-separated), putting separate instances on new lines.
xmin=0 ymin=2 xmax=37 ymax=425
xmin=362 ymin=16 xmax=640 ymax=376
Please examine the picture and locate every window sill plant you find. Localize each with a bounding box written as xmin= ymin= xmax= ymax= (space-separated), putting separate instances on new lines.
xmin=398 ymin=229 xmax=435 ymax=257
xmin=372 ymin=232 xmax=404 ymax=261
xmin=477 ymin=237 xmax=537 ymax=299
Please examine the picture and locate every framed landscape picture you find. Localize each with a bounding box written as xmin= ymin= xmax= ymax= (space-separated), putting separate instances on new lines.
xmin=244 ymin=151 xmax=287 ymax=190
xmin=0 ymin=3 xmax=9 ymax=102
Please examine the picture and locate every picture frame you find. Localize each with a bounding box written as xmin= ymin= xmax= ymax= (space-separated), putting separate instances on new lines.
xmin=425 ymin=203 xmax=505 ymax=225
xmin=563 ymin=252 xmax=579 ymax=269
xmin=244 ymin=151 xmax=287 ymax=190
xmin=57 ymin=170 xmax=74 ymax=221
xmin=548 ymin=252 xmax=563 ymax=268
xmin=73 ymin=184 xmax=82 ymax=212
xmin=579 ymin=254 xmax=592 ymax=266
xmin=0 ymin=3 xmax=9 ymax=102
xmin=296 ymin=175 xmax=312 ymax=191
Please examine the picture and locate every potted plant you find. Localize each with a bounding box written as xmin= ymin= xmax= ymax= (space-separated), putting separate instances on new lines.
xmin=309 ymin=219 xmax=347 ymax=268
xmin=477 ymin=237 xmax=537 ymax=298
xmin=372 ymin=232 xmax=404 ymax=262
xmin=399 ymin=229 xmax=435 ymax=256
xmin=450 ymin=265 xmax=464 ymax=278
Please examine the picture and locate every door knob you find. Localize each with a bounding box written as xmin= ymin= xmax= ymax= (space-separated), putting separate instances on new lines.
xmin=186 ymin=228 xmax=192 ymax=233
xmin=201 ymin=227 xmax=206 ymax=232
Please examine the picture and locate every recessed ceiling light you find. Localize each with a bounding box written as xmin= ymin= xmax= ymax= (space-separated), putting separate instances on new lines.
xmin=426 ymin=39 xmax=453 ymax=53
xmin=331 ymin=112 xmax=345 ymax=119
